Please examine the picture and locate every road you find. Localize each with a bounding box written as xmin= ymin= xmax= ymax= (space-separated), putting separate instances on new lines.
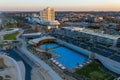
xmin=3 ymin=49 xmax=32 ymax=80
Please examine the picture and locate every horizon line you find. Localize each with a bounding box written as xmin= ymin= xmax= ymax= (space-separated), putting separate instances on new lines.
xmin=0 ymin=10 xmax=120 ymax=12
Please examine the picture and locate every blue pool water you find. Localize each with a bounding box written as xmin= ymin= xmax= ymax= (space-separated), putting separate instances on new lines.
xmin=40 ymin=43 xmax=58 ymax=50
xmin=51 ymin=47 xmax=87 ymax=69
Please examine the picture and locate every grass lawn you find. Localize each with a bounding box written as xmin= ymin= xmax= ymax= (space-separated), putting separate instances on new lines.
xmin=75 ymin=61 xmax=111 ymax=80
xmin=4 ymin=32 xmax=19 ymax=40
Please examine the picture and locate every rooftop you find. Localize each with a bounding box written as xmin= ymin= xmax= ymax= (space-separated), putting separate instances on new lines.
xmin=28 ymin=36 xmax=55 ymax=45
xmin=22 ymin=32 xmax=41 ymax=37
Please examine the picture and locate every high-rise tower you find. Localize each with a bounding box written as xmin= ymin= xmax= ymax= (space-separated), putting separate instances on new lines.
xmin=41 ymin=7 xmax=55 ymax=21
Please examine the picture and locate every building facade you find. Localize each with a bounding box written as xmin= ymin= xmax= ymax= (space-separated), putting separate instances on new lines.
xmin=40 ymin=7 xmax=55 ymax=21
xmin=52 ymin=27 xmax=120 ymax=47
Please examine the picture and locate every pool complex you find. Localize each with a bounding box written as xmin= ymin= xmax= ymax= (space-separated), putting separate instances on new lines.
xmin=40 ymin=43 xmax=87 ymax=69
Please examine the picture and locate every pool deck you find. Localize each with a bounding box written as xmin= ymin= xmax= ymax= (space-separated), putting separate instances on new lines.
xmin=47 ymin=59 xmax=76 ymax=80
xmin=30 ymin=47 xmax=77 ymax=80
xmin=40 ymin=43 xmax=89 ymax=70
xmin=56 ymin=39 xmax=120 ymax=75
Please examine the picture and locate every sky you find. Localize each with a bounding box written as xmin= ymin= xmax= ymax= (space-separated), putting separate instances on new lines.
xmin=0 ymin=0 xmax=120 ymax=11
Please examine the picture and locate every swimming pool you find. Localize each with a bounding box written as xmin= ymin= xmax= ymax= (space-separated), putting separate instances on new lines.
xmin=51 ymin=47 xmax=87 ymax=69
xmin=40 ymin=43 xmax=87 ymax=69
xmin=40 ymin=43 xmax=58 ymax=50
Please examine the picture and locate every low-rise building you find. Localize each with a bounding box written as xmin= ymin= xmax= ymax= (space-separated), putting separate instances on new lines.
xmin=53 ymin=27 xmax=120 ymax=47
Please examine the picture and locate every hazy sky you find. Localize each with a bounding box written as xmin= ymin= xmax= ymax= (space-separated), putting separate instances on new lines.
xmin=0 ymin=0 xmax=120 ymax=11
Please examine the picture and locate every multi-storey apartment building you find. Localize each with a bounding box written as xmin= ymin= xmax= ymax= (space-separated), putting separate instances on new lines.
xmin=40 ymin=7 xmax=55 ymax=21
xmin=53 ymin=27 xmax=120 ymax=47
